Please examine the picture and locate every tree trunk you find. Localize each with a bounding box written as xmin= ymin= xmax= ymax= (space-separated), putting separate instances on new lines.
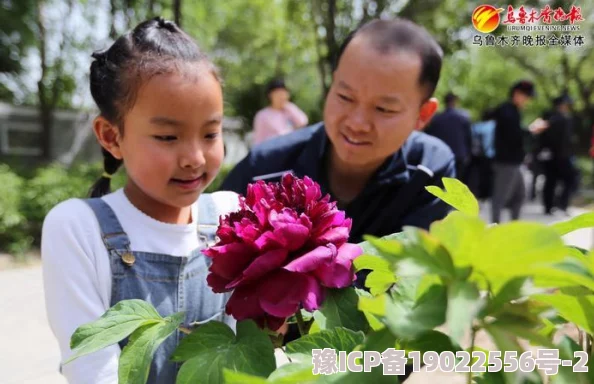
xmin=148 ymin=0 xmax=156 ymax=15
xmin=323 ymin=0 xmax=338 ymax=72
xmin=109 ymin=0 xmax=118 ymax=40
xmin=173 ymin=0 xmax=182 ymax=27
xmin=310 ymin=0 xmax=329 ymax=96
xmin=36 ymin=2 xmax=52 ymax=161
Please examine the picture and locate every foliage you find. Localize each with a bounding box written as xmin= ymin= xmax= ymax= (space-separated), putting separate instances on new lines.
xmin=65 ymin=177 xmax=594 ymax=383
xmin=0 ymin=161 xmax=231 ymax=253
xmin=0 ymin=164 xmax=30 ymax=254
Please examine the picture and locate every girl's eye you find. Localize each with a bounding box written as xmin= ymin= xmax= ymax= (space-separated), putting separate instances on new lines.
xmin=338 ymin=94 xmax=353 ymax=102
xmin=154 ymin=135 xmax=177 ymax=141
xmin=205 ymin=133 xmax=219 ymax=140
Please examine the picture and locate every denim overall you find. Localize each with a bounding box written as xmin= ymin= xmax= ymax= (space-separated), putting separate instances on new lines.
xmin=84 ymin=194 xmax=235 ymax=383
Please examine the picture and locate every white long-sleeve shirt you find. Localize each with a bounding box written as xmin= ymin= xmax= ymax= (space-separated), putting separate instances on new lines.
xmin=41 ymin=189 xmax=239 ymax=384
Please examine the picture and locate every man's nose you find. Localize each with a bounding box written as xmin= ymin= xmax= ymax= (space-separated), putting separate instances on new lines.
xmin=345 ymin=106 xmax=372 ymax=133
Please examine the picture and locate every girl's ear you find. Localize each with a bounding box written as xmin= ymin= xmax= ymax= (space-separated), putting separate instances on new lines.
xmin=93 ymin=116 xmax=123 ymax=160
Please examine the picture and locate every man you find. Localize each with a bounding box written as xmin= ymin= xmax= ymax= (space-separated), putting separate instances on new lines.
xmin=222 ymin=18 xmax=455 ymax=244
xmin=424 ymin=92 xmax=472 ymax=182
xmin=252 ymin=78 xmax=309 ymax=146
xmin=490 ymin=80 xmax=543 ymax=223
xmin=539 ymin=94 xmax=577 ymax=215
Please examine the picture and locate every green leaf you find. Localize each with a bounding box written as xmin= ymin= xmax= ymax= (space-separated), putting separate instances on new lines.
xmin=358 ymin=294 xmax=386 ymax=316
xmin=285 ymin=328 xmax=364 ymax=361
xmin=362 ymin=236 xmax=404 ymax=260
xmin=394 ymin=227 xmax=457 ymax=280
xmin=551 ymin=211 xmax=594 ymax=235
xmin=119 ymin=312 xmax=184 ymax=384
xmin=316 ymin=328 xmax=399 ymax=384
xmin=353 ymin=255 xmax=392 ymax=273
xmin=553 ymin=335 xmax=592 ymax=384
xmin=533 ymin=262 xmax=594 ymax=292
xmin=171 ymin=321 xmax=236 ymax=362
xmin=446 ymin=281 xmax=483 ymax=346
xmin=222 ymin=369 xmax=267 ymax=384
xmin=315 ymin=289 xmax=368 ymax=333
xmin=401 ymin=329 xmax=462 ymax=355
xmin=266 ymin=362 xmax=319 ymax=383
xmin=485 ymin=277 xmax=531 ymax=315
xmin=473 ymin=371 xmax=505 ymax=384
xmin=66 ymin=299 xmax=164 ymax=364
xmin=484 ymin=324 xmax=543 ymax=384
xmin=176 ymin=320 xmax=276 ymax=384
xmin=352 ymin=256 xmax=396 ymax=295
xmin=384 ymin=284 xmax=447 ymax=340
xmin=473 ymin=222 xmax=566 ymax=290
xmin=429 ymin=211 xmax=486 ymax=267
xmin=425 ymin=177 xmax=479 ymax=216
xmin=365 ymin=271 xmax=397 ymax=296
xmin=532 ymin=293 xmax=594 ymax=334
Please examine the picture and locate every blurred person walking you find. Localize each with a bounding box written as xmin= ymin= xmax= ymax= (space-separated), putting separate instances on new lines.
xmin=424 ymin=92 xmax=472 ymax=182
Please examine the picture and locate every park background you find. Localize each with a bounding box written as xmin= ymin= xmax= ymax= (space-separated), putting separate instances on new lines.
xmin=0 ymin=0 xmax=593 ymax=260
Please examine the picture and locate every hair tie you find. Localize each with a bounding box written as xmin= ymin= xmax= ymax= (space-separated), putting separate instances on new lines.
xmin=102 ymin=172 xmax=113 ymax=179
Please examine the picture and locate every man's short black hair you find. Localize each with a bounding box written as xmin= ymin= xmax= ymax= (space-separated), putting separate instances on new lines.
xmin=553 ymin=93 xmax=573 ymax=107
xmin=509 ymin=80 xmax=536 ymax=98
xmin=333 ymin=18 xmax=444 ymax=101
xmin=445 ymin=92 xmax=458 ymax=105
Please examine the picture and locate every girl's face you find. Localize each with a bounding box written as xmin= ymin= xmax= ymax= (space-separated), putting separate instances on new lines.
xmin=109 ymin=70 xmax=224 ymax=222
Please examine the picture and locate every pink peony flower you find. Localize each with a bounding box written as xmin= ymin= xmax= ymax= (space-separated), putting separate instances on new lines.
xmin=204 ymin=174 xmax=362 ymax=330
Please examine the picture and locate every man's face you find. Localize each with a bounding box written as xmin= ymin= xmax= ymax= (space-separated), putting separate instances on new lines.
xmin=323 ymin=37 xmax=437 ymax=172
xmin=513 ymin=91 xmax=531 ymax=110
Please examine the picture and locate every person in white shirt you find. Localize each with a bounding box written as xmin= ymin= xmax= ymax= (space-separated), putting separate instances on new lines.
xmin=42 ymin=17 xmax=239 ymax=384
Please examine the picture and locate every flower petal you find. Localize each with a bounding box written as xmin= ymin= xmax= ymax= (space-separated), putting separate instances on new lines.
xmin=206 ymin=272 xmax=232 ymax=293
xmin=314 ymin=243 xmax=363 ymax=288
xmin=258 ymin=270 xmax=304 ymax=318
xmin=205 ymin=243 xmax=255 ymax=281
xmin=283 ymin=245 xmax=336 ymax=273
xmin=301 ymin=274 xmax=324 ymax=312
xmin=225 ymin=248 xmax=288 ymax=289
xmin=314 ymin=226 xmax=350 ymax=246
xmin=226 ymin=284 xmax=265 ymax=320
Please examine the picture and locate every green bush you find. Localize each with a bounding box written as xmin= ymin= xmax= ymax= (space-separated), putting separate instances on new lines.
xmin=0 ymin=164 xmax=31 ymax=254
xmin=2 ymin=160 xmax=233 ymax=254
xmin=20 ymin=162 xmax=126 ymax=247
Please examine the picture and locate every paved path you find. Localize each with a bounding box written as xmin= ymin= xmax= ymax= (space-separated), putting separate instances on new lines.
xmin=0 ymin=201 xmax=591 ymax=384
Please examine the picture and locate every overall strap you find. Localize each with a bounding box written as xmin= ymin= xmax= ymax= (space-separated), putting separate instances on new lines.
xmin=84 ymin=198 xmax=131 ymax=252
xmin=197 ymin=193 xmax=220 ymax=247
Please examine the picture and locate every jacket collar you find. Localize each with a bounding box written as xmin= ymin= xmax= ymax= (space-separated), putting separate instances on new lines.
xmin=292 ymin=123 xmax=411 ymax=194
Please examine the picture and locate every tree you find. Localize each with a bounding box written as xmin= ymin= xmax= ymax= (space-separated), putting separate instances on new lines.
xmin=173 ymin=0 xmax=182 ymax=26
xmin=0 ymin=0 xmax=36 ymax=100
xmin=35 ymin=0 xmax=78 ymax=160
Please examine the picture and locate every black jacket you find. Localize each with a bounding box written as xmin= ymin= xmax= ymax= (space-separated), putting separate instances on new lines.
xmin=222 ymin=123 xmax=456 ymax=243
xmin=493 ymin=101 xmax=525 ymax=164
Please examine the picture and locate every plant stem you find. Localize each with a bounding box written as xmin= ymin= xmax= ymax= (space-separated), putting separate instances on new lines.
xmin=468 ymin=326 xmax=477 ymax=384
xmin=295 ymin=310 xmax=307 ymax=337
xmin=179 ymin=326 xmax=192 ymax=335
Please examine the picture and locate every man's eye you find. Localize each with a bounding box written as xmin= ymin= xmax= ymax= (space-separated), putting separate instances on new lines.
xmin=338 ymin=94 xmax=353 ymax=102
xmin=376 ymin=106 xmax=397 ymax=114
xmin=154 ymin=135 xmax=177 ymax=141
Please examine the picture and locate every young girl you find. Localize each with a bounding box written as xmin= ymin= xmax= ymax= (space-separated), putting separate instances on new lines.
xmin=42 ymin=17 xmax=238 ymax=383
